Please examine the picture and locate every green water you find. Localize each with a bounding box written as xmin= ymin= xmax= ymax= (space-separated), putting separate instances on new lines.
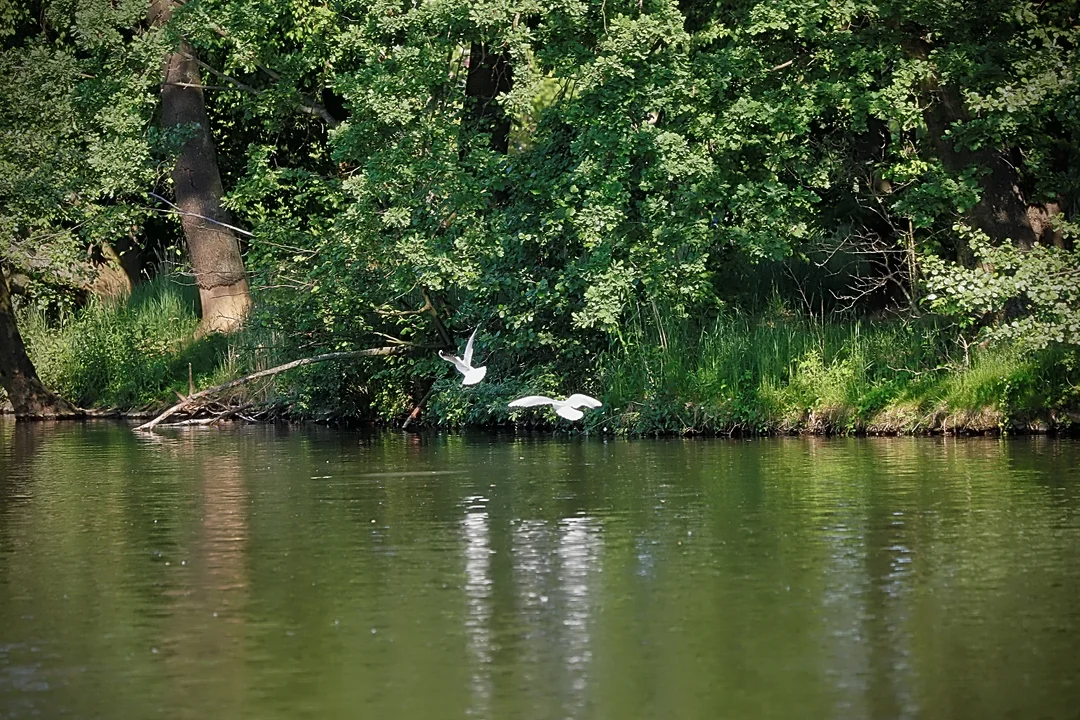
xmin=1 ymin=422 xmax=1079 ymax=719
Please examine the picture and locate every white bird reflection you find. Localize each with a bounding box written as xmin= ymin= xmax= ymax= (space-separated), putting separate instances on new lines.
xmin=556 ymin=516 xmax=602 ymax=711
xmin=462 ymin=502 xmax=603 ymax=719
xmin=511 ymin=515 xmax=603 ymax=719
xmin=820 ymin=515 xmax=919 ymax=720
xmin=462 ymin=497 xmax=493 ymax=717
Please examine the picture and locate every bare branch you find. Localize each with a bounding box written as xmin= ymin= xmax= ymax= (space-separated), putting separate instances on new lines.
xmin=147 ymin=191 xmax=255 ymax=237
xmin=182 ymin=52 xmax=260 ymax=95
xmin=136 ymin=345 xmax=418 ymax=431
xmin=165 ymin=82 xmax=235 ymax=91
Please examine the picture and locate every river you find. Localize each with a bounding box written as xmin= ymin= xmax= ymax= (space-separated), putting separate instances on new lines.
xmin=2 ymin=421 xmax=1079 ymax=718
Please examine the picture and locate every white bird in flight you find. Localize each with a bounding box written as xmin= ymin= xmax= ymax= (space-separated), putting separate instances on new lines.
xmin=508 ymin=393 xmax=602 ymax=421
xmin=439 ymin=328 xmax=487 ymax=385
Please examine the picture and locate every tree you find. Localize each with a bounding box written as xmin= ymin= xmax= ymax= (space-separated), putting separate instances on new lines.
xmin=150 ymin=0 xmax=252 ymax=334
xmin=0 ymin=266 xmax=79 ymax=417
xmin=0 ymin=11 xmax=158 ymax=417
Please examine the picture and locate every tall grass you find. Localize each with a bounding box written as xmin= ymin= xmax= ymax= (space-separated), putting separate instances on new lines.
xmin=20 ymin=275 xmax=230 ymax=409
xmin=595 ymin=305 xmax=1079 ymax=434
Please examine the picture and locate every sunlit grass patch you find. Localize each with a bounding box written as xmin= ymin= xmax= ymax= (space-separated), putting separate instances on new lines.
xmin=21 ymin=274 xmax=229 ymax=410
xmin=594 ymin=306 xmax=1079 ymax=435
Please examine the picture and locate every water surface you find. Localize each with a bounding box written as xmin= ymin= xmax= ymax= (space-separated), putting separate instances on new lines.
xmin=2 ymin=421 xmax=1079 ymax=719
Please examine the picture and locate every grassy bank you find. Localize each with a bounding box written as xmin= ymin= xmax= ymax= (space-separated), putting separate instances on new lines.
xmin=425 ymin=308 xmax=1079 ymax=434
xmin=589 ymin=312 xmax=1080 ymax=435
xmin=12 ymin=280 xmax=1080 ymax=434
xmin=18 ymin=276 xmax=232 ymax=411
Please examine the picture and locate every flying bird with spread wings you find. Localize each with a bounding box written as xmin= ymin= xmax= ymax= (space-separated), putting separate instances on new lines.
xmin=507 ymin=393 xmax=602 ymax=421
xmin=438 ymin=328 xmax=487 ymax=386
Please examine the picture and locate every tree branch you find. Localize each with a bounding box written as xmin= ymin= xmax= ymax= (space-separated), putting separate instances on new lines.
xmin=148 ymin=191 xmax=255 ymax=237
xmin=184 ymin=37 xmax=340 ymax=127
xmin=135 ymin=345 xmax=416 ymax=431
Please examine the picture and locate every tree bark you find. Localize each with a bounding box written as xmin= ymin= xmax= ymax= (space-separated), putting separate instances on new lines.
xmin=461 ymin=42 xmax=513 ymax=155
xmin=0 ymin=265 xmax=81 ymax=419
xmin=922 ymin=85 xmax=1041 ymax=249
xmin=906 ymin=36 xmax=1057 ymax=253
xmin=151 ymin=0 xmax=252 ymax=334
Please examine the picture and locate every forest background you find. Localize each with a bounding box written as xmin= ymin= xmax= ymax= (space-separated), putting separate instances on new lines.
xmin=1 ymin=0 xmax=1078 ymax=433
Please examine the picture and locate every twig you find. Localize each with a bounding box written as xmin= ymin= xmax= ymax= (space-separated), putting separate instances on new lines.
xmin=165 ymin=417 xmax=220 ymax=427
xmin=165 ymin=82 xmax=236 ymax=90
xmin=148 ymin=191 xmax=255 ymax=237
xmin=371 ymin=330 xmax=411 ymax=345
xmin=373 ymin=298 xmax=433 ymax=317
xmin=135 ymin=345 xmax=414 ymax=432
xmin=210 ymin=402 xmax=254 ymax=425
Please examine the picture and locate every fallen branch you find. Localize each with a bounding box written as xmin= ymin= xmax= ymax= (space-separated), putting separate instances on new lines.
xmin=402 ymin=382 xmax=438 ymax=430
xmin=135 ymin=345 xmax=412 ymax=432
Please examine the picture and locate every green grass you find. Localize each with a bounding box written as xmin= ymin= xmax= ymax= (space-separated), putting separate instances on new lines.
xmin=593 ymin=306 xmax=1080 ymax=435
xmin=20 ymin=275 xmax=231 ymax=410
xmin=12 ymin=278 xmax=1079 ymax=433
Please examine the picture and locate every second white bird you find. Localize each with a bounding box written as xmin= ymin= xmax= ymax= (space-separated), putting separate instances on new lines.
xmin=507 ymin=393 xmax=602 ymax=421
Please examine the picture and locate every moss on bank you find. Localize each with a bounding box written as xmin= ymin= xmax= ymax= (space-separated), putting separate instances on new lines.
xmin=11 ymin=280 xmax=1079 ymax=434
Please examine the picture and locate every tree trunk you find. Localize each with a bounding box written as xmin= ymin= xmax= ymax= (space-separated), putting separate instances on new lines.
xmin=907 ymin=37 xmax=1055 ymax=253
xmin=923 ymin=87 xmax=1040 ymax=248
xmin=0 ymin=265 xmax=81 ymax=419
xmin=461 ymin=42 xmax=513 ymax=155
xmin=151 ymin=0 xmax=252 ymax=334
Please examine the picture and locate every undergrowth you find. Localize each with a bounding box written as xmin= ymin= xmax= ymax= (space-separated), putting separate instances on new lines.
xmin=13 ymin=280 xmax=1079 ymax=433
xmin=591 ymin=307 xmax=1080 ymax=435
xmin=19 ymin=275 xmax=230 ymax=410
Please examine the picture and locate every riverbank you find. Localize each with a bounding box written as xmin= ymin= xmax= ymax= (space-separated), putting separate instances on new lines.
xmin=8 ymin=279 xmax=1079 ymax=435
xmin=3 ymin=401 xmax=1078 ymax=436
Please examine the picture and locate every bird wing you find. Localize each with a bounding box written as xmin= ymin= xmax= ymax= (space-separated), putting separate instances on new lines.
xmin=462 ymin=365 xmax=487 ymax=386
xmin=508 ymin=395 xmax=556 ymax=408
xmin=462 ymin=327 xmax=479 ymax=366
xmin=438 ymin=350 xmax=471 ymax=376
xmin=565 ymin=393 xmax=602 ymax=409
xmin=555 ymin=406 xmax=585 ymax=421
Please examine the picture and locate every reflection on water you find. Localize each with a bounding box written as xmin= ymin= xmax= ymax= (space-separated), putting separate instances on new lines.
xmin=2 ymin=423 xmax=1080 ymax=719
xmin=462 ymin=496 xmax=492 ymax=717
xmin=555 ymin=516 xmax=601 ymax=718
xmin=508 ymin=515 xmax=602 ymax=720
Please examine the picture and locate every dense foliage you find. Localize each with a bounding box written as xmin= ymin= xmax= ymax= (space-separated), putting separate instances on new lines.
xmin=2 ymin=0 xmax=1078 ymax=428
xmin=1 ymin=0 xmax=165 ymax=302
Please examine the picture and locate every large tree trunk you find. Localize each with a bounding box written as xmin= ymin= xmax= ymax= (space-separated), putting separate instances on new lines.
xmin=461 ymin=42 xmax=513 ymax=155
xmin=0 ymin=265 xmax=81 ymax=419
xmin=922 ymin=84 xmax=1043 ymax=249
xmin=906 ymin=36 xmax=1058 ymax=254
xmin=151 ymin=0 xmax=252 ymax=334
